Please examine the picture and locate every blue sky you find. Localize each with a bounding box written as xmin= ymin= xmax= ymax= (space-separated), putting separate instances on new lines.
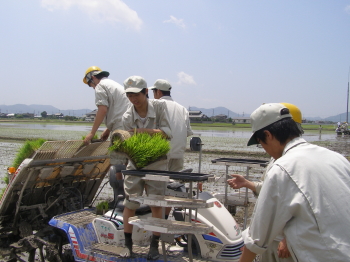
xmin=2 ymin=0 xmax=350 ymax=118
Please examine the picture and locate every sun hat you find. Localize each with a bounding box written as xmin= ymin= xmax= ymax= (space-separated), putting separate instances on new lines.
xmin=149 ymin=79 xmax=172 ymax=91
xmin=123 ymin=76 xmax=147 ymax=93
xmin=247 ymin=103 xmax=292 ymax=146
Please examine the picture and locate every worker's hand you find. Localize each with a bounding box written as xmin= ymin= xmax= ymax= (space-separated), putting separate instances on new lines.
xmin=197 ymin=182 xmax=203 ymax=192
xmin=100 ymin=129 xmax=110 ymax=141
xmin=83 ymin=133 xmax=94 ymax=145
xmin=277 ymin=238 xmax=291 ymax=258
xmin=227 ymin=174 xmax=249 ymax=189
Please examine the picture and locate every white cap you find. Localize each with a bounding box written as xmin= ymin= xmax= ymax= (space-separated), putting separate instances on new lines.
xmin=124 ymin=76 xmax=147 ymax=93
xmin=149 ymin=79 xmax=172 ymax=91
xmin=247 ymin=103 xmax=292 ymax=146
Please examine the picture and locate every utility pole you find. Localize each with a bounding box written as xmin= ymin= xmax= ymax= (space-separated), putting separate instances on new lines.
xmin=347 ymin=66 xmax=350 ymax=123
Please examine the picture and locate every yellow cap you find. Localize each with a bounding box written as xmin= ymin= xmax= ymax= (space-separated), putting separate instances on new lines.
xmin=83 ymin=66 xmax=109 ymax=84
xmin=280 ymin=103 xmax=302 ymax=124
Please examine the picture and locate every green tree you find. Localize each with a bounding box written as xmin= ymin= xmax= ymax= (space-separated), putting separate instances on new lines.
xmin=41 ymin=111 xmax=47 ymax=118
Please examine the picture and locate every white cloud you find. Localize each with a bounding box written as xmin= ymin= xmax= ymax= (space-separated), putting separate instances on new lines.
xmin=346 ymin=5 xmax=350 ymax=14
xmin=41 ymin=0 xmax=142 ymax=30
xmin=177 ymin=72 xmax=196 ymax=85
xmin=163 ymin=16 xmax=186 ymax=29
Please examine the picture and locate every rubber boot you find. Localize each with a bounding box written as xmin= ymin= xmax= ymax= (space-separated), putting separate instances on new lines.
xmin=109 ymin=166 xmax=125 ymax=208
xmin=147 ymin=234 xmax=160 ymax=260
xmin=124 ymin=233 xmax=133 ymax=257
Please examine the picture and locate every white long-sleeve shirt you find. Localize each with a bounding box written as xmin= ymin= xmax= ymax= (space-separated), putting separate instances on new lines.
xmin=95 ymin=78 xmax=131 ymax=131
xmin=243 ymin=137 xmax=350 ymax=261
xmin=160 ymin=96 xmax=193 ymax=159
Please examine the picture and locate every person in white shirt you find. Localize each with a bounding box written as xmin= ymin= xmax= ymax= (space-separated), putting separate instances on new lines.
xmin=82 ymin=66 xmax=131 ymax=207
xmin=228 ymin=103 xmax=303 ymax=261
xmin=121 ymin=76 xmax=172 ymax=260
xmin=238 ymin=103 xmax=350 ymax=262
xmin=149 ymin=79 xmax=193 ymax=172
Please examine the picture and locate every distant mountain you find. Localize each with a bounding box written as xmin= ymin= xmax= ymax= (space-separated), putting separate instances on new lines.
xmin=189 ymin=106 xmax=249 ymax=118
xmin=324 ymin=112 xmax=350 ymax=123
xmin=0 ymin=104 xmax=93 ymax=117
xmin=303 ymin=116 xmax=324 ymax=121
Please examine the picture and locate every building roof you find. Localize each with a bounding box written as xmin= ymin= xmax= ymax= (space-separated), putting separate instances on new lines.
xmin=189 ymin=110 xmax=202 ymax=115
xmin=86 ymin=109 xmax=98 ymax=116
xmin=189 ymin=114 xmax=204 ymax=118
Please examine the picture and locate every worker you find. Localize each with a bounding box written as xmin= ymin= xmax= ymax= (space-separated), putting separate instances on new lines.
xmin=237 ymin=103 xmax=350 ymax=262
xmin=121 ymin=76 xmax=172 ymax=260
xmin=82 ymin=66 xmax=130 ymax=207
xmin=228 ymin=102 xmax=302 ymax=262
xmin=149 ymin=79 xmax=193 ymax=172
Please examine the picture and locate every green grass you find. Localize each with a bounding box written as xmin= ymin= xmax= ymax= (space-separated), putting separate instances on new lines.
xmin=109 ymin=132 xmax=170 ymax=169
xmin=11 ymin=138 xmax=47 ymax=168
xmin=0 ymin=138 xmax=47 ymax=200
xmin=301 ymin=124 xmax=335 ymax=130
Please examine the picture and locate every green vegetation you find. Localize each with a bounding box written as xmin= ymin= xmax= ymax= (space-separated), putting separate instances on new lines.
xmin=11 ymin=139 xmax=47 ymax=169
xmin=96 ymin=201 xmax=109 ymax=214
xmin=301 ymin=124 xmax=334 ymax=131
xmin=81 ymin=134 xmax=99 ymax=140
xmin=0 ymin=138 xmax=46 ymax=200
xmin=109 ymin=132 xmax=170 ymax=169
xmin=96 ymin=201 xmax=109 ymax=210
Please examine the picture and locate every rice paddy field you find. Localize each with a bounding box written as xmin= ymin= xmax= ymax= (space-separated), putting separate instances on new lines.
xmin=0 ymin=121 xmax=347 ymax=197
xmin=1 ymin=120 xmax=350 ymax=239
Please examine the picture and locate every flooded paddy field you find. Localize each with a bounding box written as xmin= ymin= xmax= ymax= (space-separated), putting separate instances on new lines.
xmin=1 ymin=122 xmax=349 ymax=195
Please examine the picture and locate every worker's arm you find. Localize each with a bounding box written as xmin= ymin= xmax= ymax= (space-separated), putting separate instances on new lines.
xmin=84 ymin=105 xmax=108 ymax=144
xmin=100 ymin=128 xmax=111 ymax=141
xmin=239 ymin=246 xmax=257 ymax=262
xmin=227 ymin=174 xmax=257 ymax=193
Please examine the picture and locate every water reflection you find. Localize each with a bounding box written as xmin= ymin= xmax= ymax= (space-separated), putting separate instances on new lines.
xmin=0 ymin=122 xmax=95 ymax=132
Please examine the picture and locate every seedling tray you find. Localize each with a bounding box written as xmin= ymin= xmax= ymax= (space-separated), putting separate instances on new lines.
xmin=122 ymin=169 xmax=214 ymax=182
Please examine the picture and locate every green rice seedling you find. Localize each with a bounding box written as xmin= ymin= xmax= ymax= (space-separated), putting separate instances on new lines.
xmin=109 ymin=132 xmax=170 ymax=169
xmin=96 ymin=200 xmax=109 ymax=214
xmin=0 ymin=188 xmax=5 ymax=201
xmin=81 ymin=134 xmax=99 ymax=140
xmin=12 ymin=138 xmax=47 ymax=169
